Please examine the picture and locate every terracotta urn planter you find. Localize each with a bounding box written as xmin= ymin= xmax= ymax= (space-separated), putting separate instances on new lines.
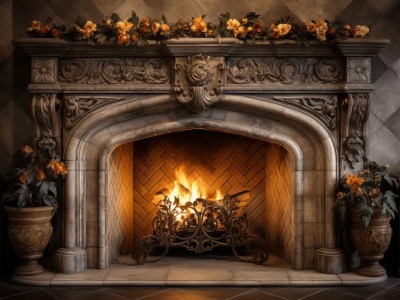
xmin=5 ymin=206 xmax=54 ymax=276
xmin=350 ymin=209 xmax=392 ymax=277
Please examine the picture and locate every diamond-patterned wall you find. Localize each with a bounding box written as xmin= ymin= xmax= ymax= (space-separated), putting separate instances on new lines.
xmin=107 ymin=143 xmax=134 ymax=262
xmin=132 ymin=130 xmax=267 ymax=245
xmin=265 ymin=144 xmax=294 ymax=264
xmin=6 ymin=0 xmax=400 ymax=173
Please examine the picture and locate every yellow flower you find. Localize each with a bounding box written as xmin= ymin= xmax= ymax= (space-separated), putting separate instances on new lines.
xmin=27 ymin=20 xmax=42 ymax=32
xmin=191 ymin=16 xmax=207 ymax=33
xmin=76 ymin=20 xmax=97 ymax=39
xmin=160 ymin=23 xmax=170 ymax=33
xmin=242 ymin=18 xmax=248 ymax=25
xmin=246 ymin=26 xmax=253 ymax=32
xmin=271 ymin=23 xmax=292 ymax=38
xmin=152 ymin=21 xmax=161 ymax=33
xmin=344 ymin=24 xmax=351 ymax=31
xmin=116 ymin=20 xmax=134 ymax=34
xmin=139 ymin=18 xmax=150 ymax=33
xmin=314 ymin=20 xmax=328 ymax=41
xmin=104 ymin=18 xmax=113 ymax=28
xmin=253 ymin=23 xmax=264 ymax=33
xmin=226 ymin=18 xmax=240 ymax=30
xmin=352 ymin=25 xmax=369 ymax=38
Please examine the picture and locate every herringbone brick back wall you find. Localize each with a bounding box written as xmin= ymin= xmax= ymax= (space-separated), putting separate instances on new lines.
xmin=265 ymin=144 xmax=294 ymax=264
xmin=108 ymin=143 xmax=134 ymax=262
xmin=132 ymin=130 xmax=268 ymax=245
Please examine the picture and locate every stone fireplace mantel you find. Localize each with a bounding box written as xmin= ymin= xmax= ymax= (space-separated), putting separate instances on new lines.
xmin=15 ymin=37 xmax=389 ymax=276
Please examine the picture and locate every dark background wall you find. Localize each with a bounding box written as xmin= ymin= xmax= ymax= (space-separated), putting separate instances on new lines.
xmin=1 ymin=0 xmax=400 ymax=275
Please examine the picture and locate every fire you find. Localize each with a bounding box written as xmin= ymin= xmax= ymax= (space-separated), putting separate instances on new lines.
xmin=168 ymin=168 xmax=222 ymax=205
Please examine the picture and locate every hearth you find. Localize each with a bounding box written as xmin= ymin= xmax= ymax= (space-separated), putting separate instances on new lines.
xmin=15 ymin=37 xmax=389 ymax=276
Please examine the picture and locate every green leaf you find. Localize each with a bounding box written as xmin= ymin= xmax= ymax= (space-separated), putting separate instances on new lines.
xmin=111 ymin=13 xmax=121 ymax=23
xmin=130 ymin=11 xmax=139 ymax=26
xmin=161 ymin=14 xmax=167 ymax=24
xmin=39 ymin=181 xmax=49 ymax=197
xmin=48 ymin=181 xmax=57 ymax=197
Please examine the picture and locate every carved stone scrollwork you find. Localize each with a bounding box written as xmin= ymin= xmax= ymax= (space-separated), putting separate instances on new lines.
xmin=342 ymin=93 xmax=369 ymax=169
xmin=227 ymin=58 xmax=343 ymax=84
xmin=58 ymin=58 xmax=171 ymax=84
xmin=175 ymin=55 xmax=225 ymax=113
xmin=274 ymin=96 xmax=338 ymax=129
xmin=32 ymin=58 xmax=56 ymax=83
xmin=64 ymin=96 xmax=103 ymax=129
xmin=32 ymin=94 xmax=62 ymax=157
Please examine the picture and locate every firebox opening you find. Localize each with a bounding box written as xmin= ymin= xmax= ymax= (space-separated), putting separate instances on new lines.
xmin=107 ymin=130 xmax=294 ymax=266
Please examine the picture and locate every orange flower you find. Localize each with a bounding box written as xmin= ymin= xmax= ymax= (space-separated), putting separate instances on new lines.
xmin=47 ymin=159 xmax=68 ymax=176
xmin=18 ymin=170 xmax=29 ymax=184
xmin=21 ymin=145 xmax=34 ymax=156
xmin=131 ymin=34 xmax=139 ymax=43
xmin=336 ymin=191 xmax=346 ymax=199
xmin=368 ymin=188 xmax=380 ymax=198
xmin=191 ymin=16 xmax=207 ymax=33
xmin=36 ymin=167 xmax=46 ymax=181
xmin=117 ymin=33 xmax=131 ymax=46
xmin=346 ymin=174 xmax=364 ymax=188
xmin=76 ymin=20 xmax=97 ymax=39
xmin=52 ymin=28 xmax=62 ymax=38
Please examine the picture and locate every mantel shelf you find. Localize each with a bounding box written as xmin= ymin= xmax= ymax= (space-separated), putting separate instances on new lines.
xmin=14 ymin=37 xmax=390 ymax=58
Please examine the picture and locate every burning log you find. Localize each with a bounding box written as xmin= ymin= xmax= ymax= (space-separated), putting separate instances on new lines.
xmin=135 ymin=187 xmax=268 ymax=265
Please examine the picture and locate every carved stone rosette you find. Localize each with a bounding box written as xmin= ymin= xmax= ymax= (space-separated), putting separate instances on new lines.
xmin=341 ymin=93 xmax=369 ymax=170
xmin=32 ymin=93 xmax=62 ymax=157
xmin=32 ymin=57 xmax=56 ymax=83
xmin=347 ymin=57 xmax=371 ymax=83
xmin=175 ymin=55 xmax=225 ymax=113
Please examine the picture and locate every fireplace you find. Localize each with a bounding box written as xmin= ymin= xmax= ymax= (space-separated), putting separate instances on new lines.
xmin=16 ymin=37 xmax=389 ymax=275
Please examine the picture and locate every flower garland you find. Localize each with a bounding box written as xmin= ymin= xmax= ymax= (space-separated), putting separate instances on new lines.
xmin=26 ymin=12 xmax=370 ymax=46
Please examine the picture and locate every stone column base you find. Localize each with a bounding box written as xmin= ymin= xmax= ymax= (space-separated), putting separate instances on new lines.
xmin=55 ymin=247 xmax=87 ymax=274
xmin=315 ymin=248 xmax=346 ymax=274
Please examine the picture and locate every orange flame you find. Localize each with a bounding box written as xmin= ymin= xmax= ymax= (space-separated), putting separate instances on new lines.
xmin=168 ymin=168 xmax=221 ymax=205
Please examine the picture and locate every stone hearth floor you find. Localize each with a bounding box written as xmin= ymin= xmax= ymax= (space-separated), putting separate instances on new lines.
xmin=12 ymin=254 xmax=389 ymax=287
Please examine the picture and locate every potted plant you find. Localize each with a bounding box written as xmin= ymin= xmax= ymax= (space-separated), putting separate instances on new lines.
xmin=335 ymin=161 xmax=399 ymax=277
xmin=3 ymin=145 xmax=67 ymax=276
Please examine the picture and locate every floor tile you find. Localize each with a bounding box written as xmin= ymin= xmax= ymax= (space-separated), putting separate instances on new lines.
xmin=227 ymin=289 xmax=285 ymax=300
xmin=299 ymin=289 xmax=365 ymax=300
xmin=42 ymin=286 xmax=105 ymax=299
xmin=259 ymin=287 xmax=325 ymax=300
xmin=0 ymin=279 xmax=38 ymax=298
xmin=0 ymin=289 xmax=60 ymax=300
xmin=368 ymin=288 xmax=400 ymax=299
xmin=106 ymin=287 xmax=167 ymax=299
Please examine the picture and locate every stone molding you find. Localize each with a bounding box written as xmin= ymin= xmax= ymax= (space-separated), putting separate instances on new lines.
xmin=32 ymin=57 xmax=56 ymax=83
xmin=346 ymin=57 xmax=371 ymax=83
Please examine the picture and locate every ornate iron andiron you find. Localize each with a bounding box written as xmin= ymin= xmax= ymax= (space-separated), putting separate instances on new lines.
xmin=134 ymin=190 xmax=268 ymax=265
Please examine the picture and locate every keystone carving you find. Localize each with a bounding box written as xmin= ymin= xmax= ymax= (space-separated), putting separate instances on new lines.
xmin=58 ymin=58 xmax=171 ymax=84
xmin=274 ymin=96 xmax=338 ymax=129
xmin=342 ymin=93 xmax=369 ymax=169
xmin=175 ymin=55 xmax=225 ymax=113
xmin=227 ymin=58 xmax=343 ymax=84
xmin=32 ymin=94 xmax=62 ymax=157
